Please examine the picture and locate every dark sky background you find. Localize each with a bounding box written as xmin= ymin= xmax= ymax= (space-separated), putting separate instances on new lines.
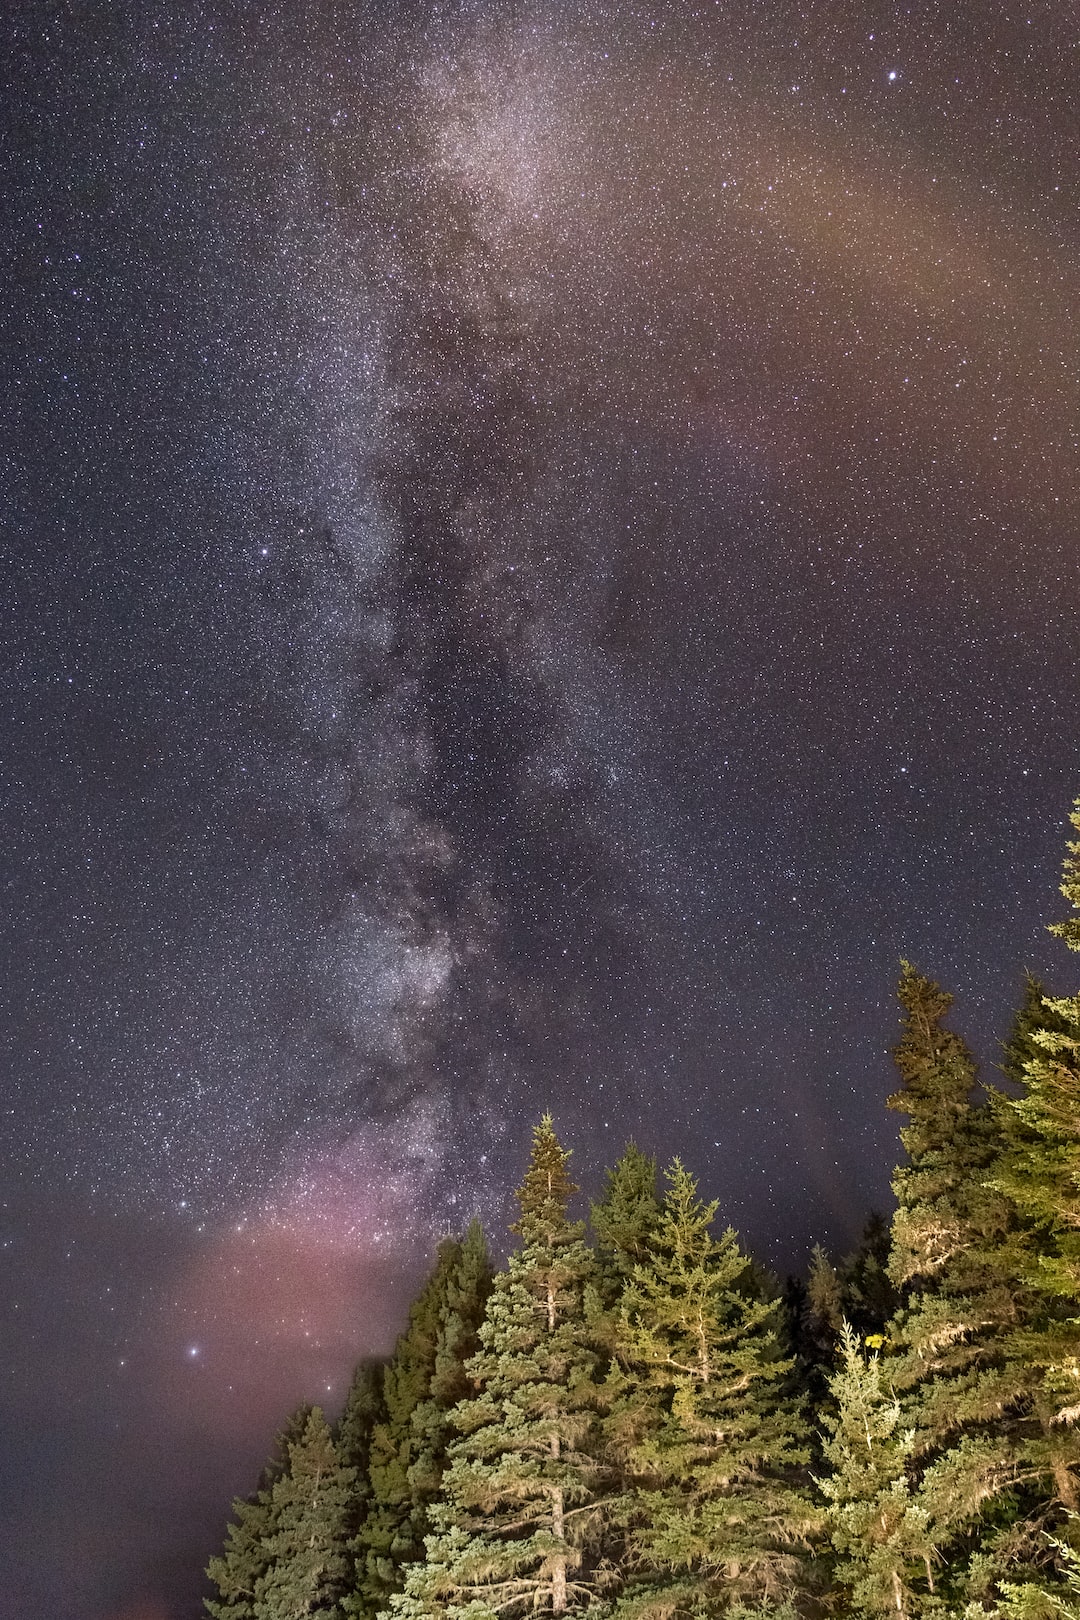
xmin=3 ymin=1 xmax=1080 ymax=1616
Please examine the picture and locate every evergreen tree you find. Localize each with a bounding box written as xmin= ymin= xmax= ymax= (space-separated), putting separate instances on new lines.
xmin=591 ymin=1142 xmax=661 ymax=1308
xmin=841 ymin=1214 xmax=899 ymax=1340
xmin=613 ymin=1160 xmax=817 ymax=1619
xmin=1000 ymin=975 xmax=1072 ymax=1093
xmin=1048 ymin=800 xmax=1080 ymax=955
xmin=206 ymin=1407 xmax=314 ymax=1620
xmin=797 ymin=1217 xmax=899 ymax=1403
xmin=874 ymin=966 xmax=1025 ymax=1611
xmin=348 ymin=1225 xmax=492 ymax=1619
xmin=255 ymin=1407 xmax=355 ymax=1620
xmin=207 ymin=1494 xmax=279 ymax=1620
xmin=977 ymin=804 xmax=1080 ymax=1591
xmin=805 ymin=1244 xmax=844 ymax=1349
xmin=338 ymin=1362 xmax=385 ymax=1479
xmin=389 ymin=1117 xmax=611 ymax=1620
xmin=787 ymin=1246 xmax=846 ymax=1420
xmin=337 ymin=1361 xmax=385 ymax=1556
xmin=409 ymin=1222 xmax=494 ymax=1501
xmin=996 ymin=1526 xmax=1080 ymax=1619
xmin=819 ymin=1324 xmax=932 ymax=1620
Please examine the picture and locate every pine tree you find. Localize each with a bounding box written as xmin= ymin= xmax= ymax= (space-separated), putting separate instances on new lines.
xmin=612 ymin=1160 xmax=817 ymax=1619
xmin=408 ymin=1222 xmax=494 ymax=1503
xmin=206 ymin=1407 xmax=314 ymax=1620
xmin=348 ymin=1225 xmax=492 ymax=1619
xmin=1000 ymin=976 xmax=1073 ymax=1094
xmin=841 ymin=1214 xmax=899 ymax=1340
xmin=389 ymin=1117 xmax=611 ymax=1620
xmin=873 ymin=966 xmax=1026 ymax=1611
xmin=996 ymin=1527 xmax=1080 ymax=1619
xmin=1048 ymin=800 xmax=1080 ymax=955
xmin=805 ymin=1244 xmax=844 ymax=1348
xmin=336 ymin=1361 xmax=385 ymax=1558
xmin=819 ymin=1324 xmax=932 ymax=1620
xmin=338 ymin=1362 xmax=385 ymax=1480
xmin=797 ymin=1218 xmax=899 ymax=1403
xmin=254 ymin=1407 xmax=355 ymax=1620
xmin=591 ymin=1143 xmax=661 ymax=1308
xmin=976 ymin=803 xmax=1080 ymax=1596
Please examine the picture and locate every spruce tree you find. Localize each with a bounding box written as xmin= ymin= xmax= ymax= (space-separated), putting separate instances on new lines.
xmin=338 ymin=1361 xmax=384 ymax=1482
xmin=840 ymin=1214 xmax=899 ymax=1340
xmin=591 ymin=1142 xmax=661 ymax=1308
xmin=1048 ymin=800 xmax=1080 ymax=955
xmin=254 ymin=1407 xmax=355 ymax=1620
xmin=612 ymin=1160 xmax=816 ymax=1619
xmin=348 ymin=1225 xmax=492 ymax=1618
xmin=389 ymin=1117 xmax=611 ymax=1620
xmin=976 ymin=802 xmax=1080 ymax=1599
xmin=336 ymin=1360 xmax=385 ymax=1570
xmin=996 ymin=1529 xmax=1080 ymax=1619
xmin=206 ymin=1406 xmax=314 ymax=1620
xmin=819 ymin=1324 xmax=932 ymax=1620
xmin=805 ymin=1245 xmax=844 ymax=1347
xmin=797 ymin=1218 xmax=899 ymax=1405
xmin=872 ymin=966 xmax=1024 ymax=1611
xmin=407 ymin=1222 xmax=494 ymax=1505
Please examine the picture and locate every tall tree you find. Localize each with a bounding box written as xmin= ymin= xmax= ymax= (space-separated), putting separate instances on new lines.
xmin=818 ymin=1324 xmax=932 ymax=1620
xmin=874 ymin=965 xmax=1027 ymax=1612
xmin=1048 ymin=799 xmax=1080 ymax=955
xmin=977 ymin=802 xmax=1080 ymax=1601
xmin=337 ymin=1362 xmax=384 ymax=1481
xmin=254 ymin=1407 xmax=355 ymax=1620
xmin=336 ymin=1360 xmax=384 ymax=1567
xmin=796 ymin=1217 xmax=900 ymax=1408
xmin=348 ymin=1225 xmax=492 ymax=1619
xmin=840 ymin=1214 xmax=900 ymax=1340
xmin=612 ymin=1160 xmax=817 ymax=1619
xmin=591 ymin=1142 xmax=661 ymax=1308
xmin=389 ymin=1117 xmax=612 ymax=1620
xmin=206 ymin=1406 xmax=313 ymax=1620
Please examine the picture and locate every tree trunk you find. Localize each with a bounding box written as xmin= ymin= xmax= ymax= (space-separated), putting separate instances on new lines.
xmin=1053 ymin=1454 xmax=1080 ymax=1513
xmin=551 ymin=1488 xmax=566 ymax=1613
xmin=551 ymin=1429 xmax=565 ymax=1613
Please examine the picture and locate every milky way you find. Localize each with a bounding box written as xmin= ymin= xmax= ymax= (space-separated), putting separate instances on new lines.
xmin=4 ymin=3 xmax=1080 ymax=1617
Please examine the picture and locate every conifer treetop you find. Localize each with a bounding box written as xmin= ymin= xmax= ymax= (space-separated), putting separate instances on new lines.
xmin=1049 ymin=797 xmax=1080 ymax=953
xmin=889 ymin=963 xmax=977 ymax=1139
xmin=592 ymin=1142 xmax=658 ymax=1253
xmin=512 ymin=1115 xmax=579 ymax=1243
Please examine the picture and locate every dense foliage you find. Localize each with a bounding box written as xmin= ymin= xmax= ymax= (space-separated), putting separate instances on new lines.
xmin=206 ymin=800 xmax=1080 ymax=1619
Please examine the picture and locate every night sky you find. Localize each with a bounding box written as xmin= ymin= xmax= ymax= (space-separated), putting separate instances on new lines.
xmin=3 ymin=2 xmax=1080 ymax=1616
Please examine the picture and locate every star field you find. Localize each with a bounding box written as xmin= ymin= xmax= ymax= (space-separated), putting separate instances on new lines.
xmin=2 ymin=3 xmax=1080 ymax=1616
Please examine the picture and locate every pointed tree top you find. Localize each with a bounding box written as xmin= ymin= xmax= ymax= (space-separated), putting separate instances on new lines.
xmin=592 ymin=1141 xmax=658 ymax=1237
xmin=511 ymin=1115 xmax=578 ymax=1238
xmin=897 ymin=960 xmax=954 ymax=1029
xmin=889 ymin=963 xmax=977 ymax=1123
xmin=1049 ymin=795 xmax=1080 ymax=952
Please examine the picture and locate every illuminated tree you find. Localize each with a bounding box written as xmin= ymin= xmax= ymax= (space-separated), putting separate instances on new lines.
xmin=254 ymin=1407 xmax=354 ymax=1620
xmin=612 ymin=1161 xmax=817 ymax=1619
xmin=977 ymin=802 xmax=1080 ymax=1601
xmin=872 ymin=966 xmax=1026 ymax=1610
xmin=389 ymin=1118 xmax=611 ymax=1620
xmin=819 ymin=1324 xmax=931 ymax=1620
xmin=348 ymin=1226 xmax=492 ymax=1618
xmin=205 ymin=1406 xmax=313 ymax=1620
xmin=591 ymin=1141 xmax=661 ymax=1308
